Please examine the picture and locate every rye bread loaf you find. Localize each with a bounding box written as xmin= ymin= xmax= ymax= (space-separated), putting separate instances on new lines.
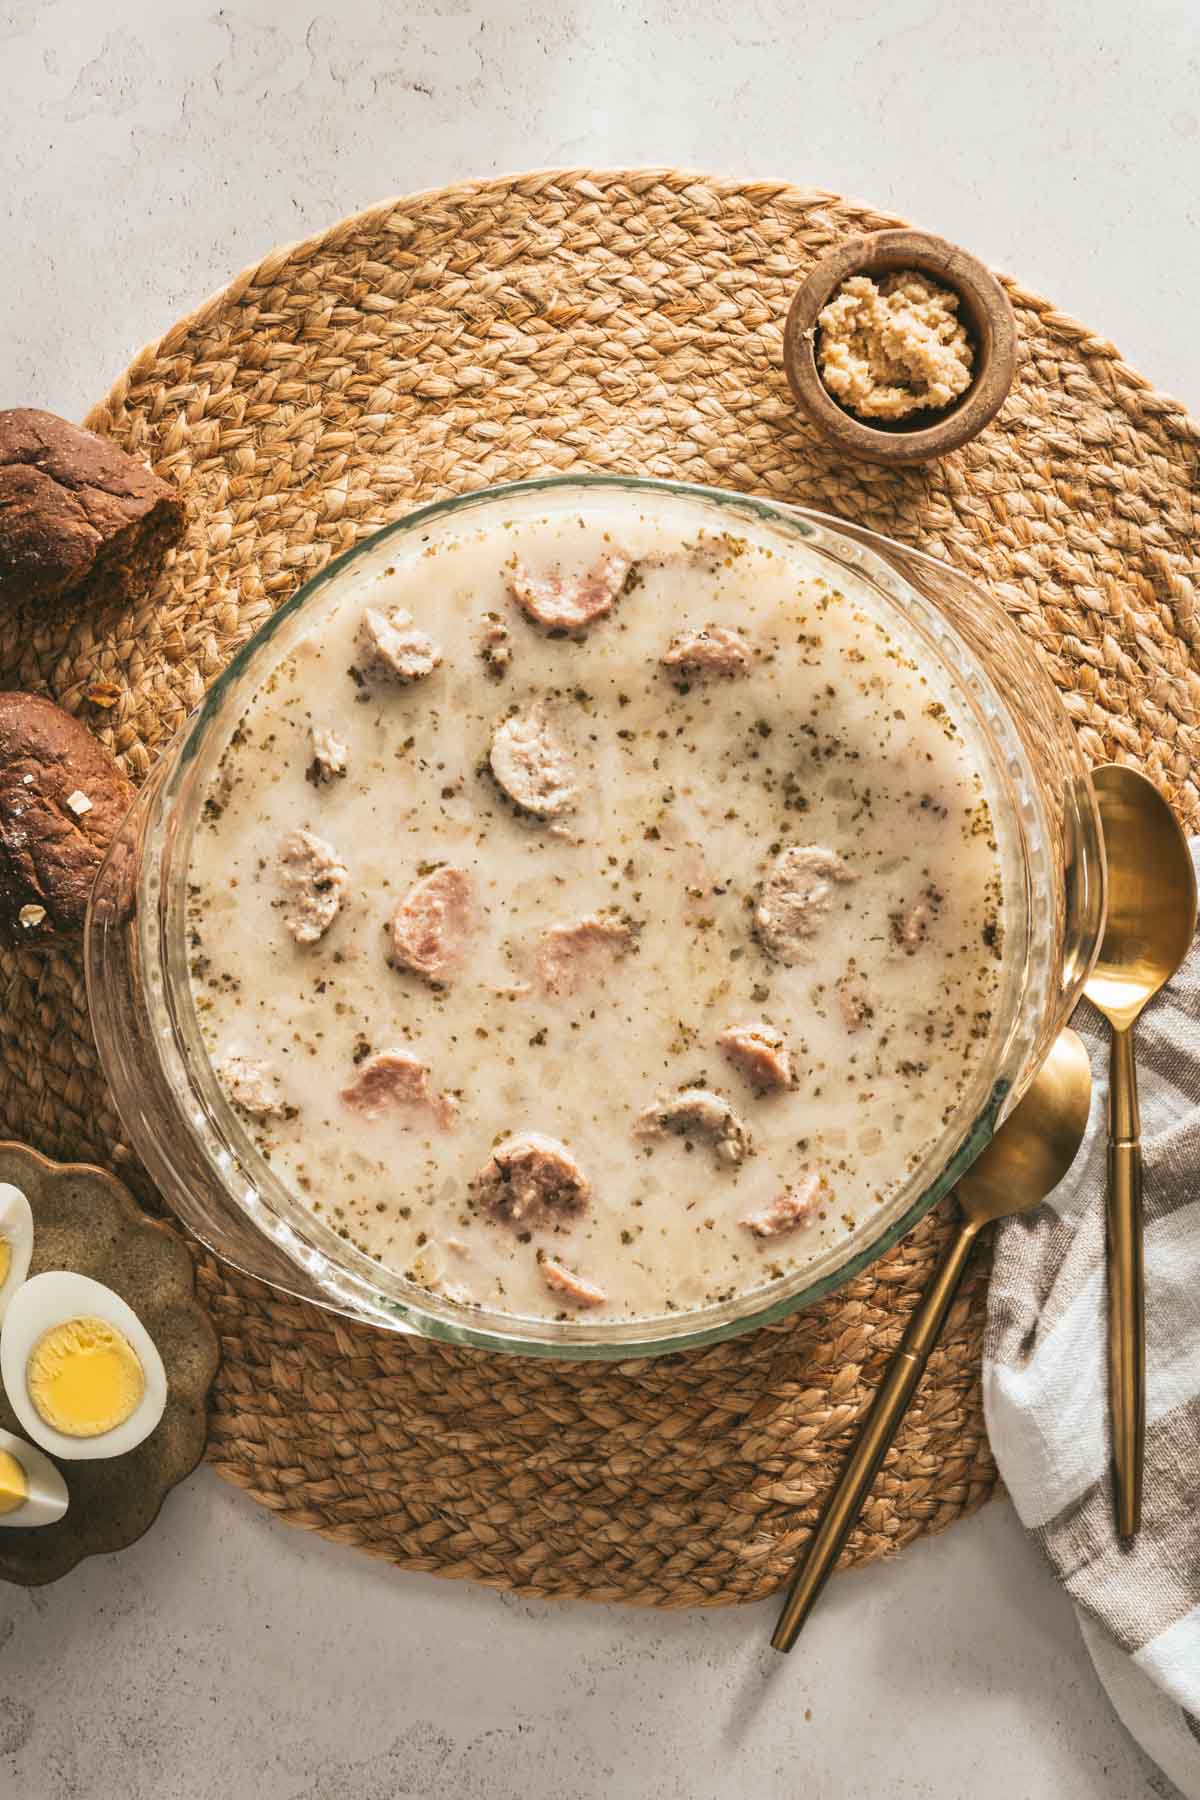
xmin=0 ymin=408 xmax=184 ymax=611
xmin=0 ymin=692 xmax=135 ymax=945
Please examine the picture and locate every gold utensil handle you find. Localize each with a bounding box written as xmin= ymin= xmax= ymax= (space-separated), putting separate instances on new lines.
xmin=1107 ymin=1023 xmax=1144 ymax=1541
xmin=771 ymin=1218 xmax=980 ymax=1653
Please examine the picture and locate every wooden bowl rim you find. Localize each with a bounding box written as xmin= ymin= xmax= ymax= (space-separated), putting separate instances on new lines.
xmin=783 ymin=229 xmax=1018 ymax=465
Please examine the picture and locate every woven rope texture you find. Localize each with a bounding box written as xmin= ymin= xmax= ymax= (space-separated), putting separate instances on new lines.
xmin=0 ymin=171 xmax=1195 ymax=1604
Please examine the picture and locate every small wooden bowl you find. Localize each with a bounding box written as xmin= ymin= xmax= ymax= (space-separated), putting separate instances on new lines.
xmin=783 ymin=229 xmax=1017 ymax=465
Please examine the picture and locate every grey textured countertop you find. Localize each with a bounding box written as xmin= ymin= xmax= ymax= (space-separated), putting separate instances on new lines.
xmin=2 ymin=3 xmax=1197 ymax=1795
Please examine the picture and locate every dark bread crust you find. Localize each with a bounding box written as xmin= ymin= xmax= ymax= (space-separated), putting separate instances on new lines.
xmin=0 ymin=692 xmax=135 ymax=945
xmin=0 ymin=408 xmax=185 ymax=610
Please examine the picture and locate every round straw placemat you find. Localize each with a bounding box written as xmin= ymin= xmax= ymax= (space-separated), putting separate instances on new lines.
xmin=2 ymin=171 xmax=1197 ymax=1606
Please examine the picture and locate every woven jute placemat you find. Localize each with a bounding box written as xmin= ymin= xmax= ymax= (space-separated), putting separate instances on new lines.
xmin=2 ymin=171 xmax=1196 ymax=1606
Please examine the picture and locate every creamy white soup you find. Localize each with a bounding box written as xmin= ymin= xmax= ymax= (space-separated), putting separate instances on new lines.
xmin=186 ymin=495 xmax=1005 ymax=1324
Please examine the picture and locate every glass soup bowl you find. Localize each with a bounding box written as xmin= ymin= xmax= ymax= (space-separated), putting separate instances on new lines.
xmin=86 ymin=476 xmax=1104 ymax=1359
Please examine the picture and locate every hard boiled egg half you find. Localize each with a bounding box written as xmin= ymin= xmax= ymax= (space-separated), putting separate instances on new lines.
xmin=1 ymin=1272 xmax=167 ymax=1461
xmin=0 ymin=1426 xmax=68 ymax=1528
xmin=0 ymin=1183 xmax=34 ymax=1324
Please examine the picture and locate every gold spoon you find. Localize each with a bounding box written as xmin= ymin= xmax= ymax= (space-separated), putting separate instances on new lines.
xmin=772 ymin=1027 xmax=1092 ymax=1652
xmin=1084 ymin=764 xmax=1196 ymax=1541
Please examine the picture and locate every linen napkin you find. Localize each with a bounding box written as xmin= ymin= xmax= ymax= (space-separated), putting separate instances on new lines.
xmin=983 ymin=842 xmax=1200 ymax=1799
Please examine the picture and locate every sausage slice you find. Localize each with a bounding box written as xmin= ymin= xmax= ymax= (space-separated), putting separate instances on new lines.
xmin=218 ymin=1054 xmax=286 ymax=1120
xmin=489 ymin=709 xmax=579 ymax=819
xmin=634 ymin=1089 xmax=751 ymax=1166
xmin=389 ymin=865 xmax=473 ymax=983
xmin=358 ymin=606 xmax=442 ymax=683
xmin=754 ymin=844 xmax=855 ymax=965
xmin=739 ymin=1172 xmax=822 ymax=1239
xmin=307 ymin=724 xmax=347 ymax=785
xmin=507 ymin=552 xmax=631 ymax=631
xmin=277 ymin=828 xmax=349 ymax=944
xmin=472 ymin=1133 xmax=590 ymax=1228
xmin=836 ymin=974 xmax=874 ymax=1033
xmin=539 ymin=1257 xmax=608 ymax=1309
xmin=340 ymin=1049 xmax=455 ymax=1125
xmin=717 ymin=1022 xmax=794 ymax=1092
xmin=535 ymin=913 xmax=635 ymax=996
xmin=661 ymin=625 xmax=756 ymax=677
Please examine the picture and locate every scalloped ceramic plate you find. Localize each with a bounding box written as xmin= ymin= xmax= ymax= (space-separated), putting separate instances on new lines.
xmin=0 ymin=1142 xmax=219 ymax=1585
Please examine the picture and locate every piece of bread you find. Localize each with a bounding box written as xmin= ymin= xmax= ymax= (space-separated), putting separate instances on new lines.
xmin=0 ymin=692 xmax=135 ymax=945
xmin=0 ymin=408 xmax=185 ymax=611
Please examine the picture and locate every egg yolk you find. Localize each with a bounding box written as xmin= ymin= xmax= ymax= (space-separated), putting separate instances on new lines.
xmin=27 ymin=1316 xmax=145 ymax=1438
xmin=0 ymin=1239 xmax=10 ymax=1288
xmin=0 ymin=1450 xmax=28 ymax=1516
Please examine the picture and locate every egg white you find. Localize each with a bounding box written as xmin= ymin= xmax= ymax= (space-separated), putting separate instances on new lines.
xmin=0 ymin=1272 xmax=168 ymax=1461
xmin=0 ymin=1184 xmax=34 ymax=1325
xmin=0 ymin=1426 xmax=68 ymax=1528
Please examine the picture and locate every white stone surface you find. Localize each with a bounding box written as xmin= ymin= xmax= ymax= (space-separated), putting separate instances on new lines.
xmin=0 ymin=1483 xmax=1181 ymax=1800
xmin=1 ymin=2 xmax=1196 ymax=1796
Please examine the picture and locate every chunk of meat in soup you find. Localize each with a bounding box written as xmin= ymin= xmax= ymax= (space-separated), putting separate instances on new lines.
xmin=307 ymin=724 xmax=347 ymax=784
xmin=473 ymin=1133 xmax=591 ymax=1229
xmin=277 ymin=828 xmax=349 ymax=944
xmin=389 ymin=865 xmax=474 ymax=983
xmin=634 ymin=1089 xmax=751 ymax=1166
xmin=219 ymin=1054 xmax=285 ymax=1120
xmin=539 ymin=1257 xmax=608 ymax=1309
xmin=891 ymin=884 xmax=942 ymax=952
xmin=535 ymin=913 xmax=634 ymax=996
xmin=660 ymin=625 xmax=756 ymax=677
xmin=836 ymin=973 xmax=874 ymax=1033
xmin=754 ymin=844 xmax=856 ymax=965
xmin=340 ymin=1049 xmax=455 ymax=1125
xmin=507 ymin=552 xmax=631 ymax=630
xmin=740 ymin=1172 xmax=822 ymax=1239
xmin=358 ymin=607 xmax=442 ymax=683
xmin=718 ymin=1022 xmax=794 ymax=1092
xmin=478 ymin=613 xmax=512 ymax=678
xmin=489 ymin=709 xmax=579 ymax=819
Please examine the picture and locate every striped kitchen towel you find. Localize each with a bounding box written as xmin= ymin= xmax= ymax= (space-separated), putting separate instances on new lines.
xmin=984 ymin=843 xmax=1200 ymax=1800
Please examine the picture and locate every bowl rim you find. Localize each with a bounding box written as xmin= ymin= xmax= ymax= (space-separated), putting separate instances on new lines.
xmin=92 ymin=472 xmax=1065 ymax=1360
xmin=783 ymin=229 xmax=1018 ymax=465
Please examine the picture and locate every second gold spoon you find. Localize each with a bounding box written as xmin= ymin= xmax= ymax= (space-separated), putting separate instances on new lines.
xmin=1085 ymin=764 xmax=1196 ymax=1541
xmin=772 ymin=1027 xmax=1092 ymax=1652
